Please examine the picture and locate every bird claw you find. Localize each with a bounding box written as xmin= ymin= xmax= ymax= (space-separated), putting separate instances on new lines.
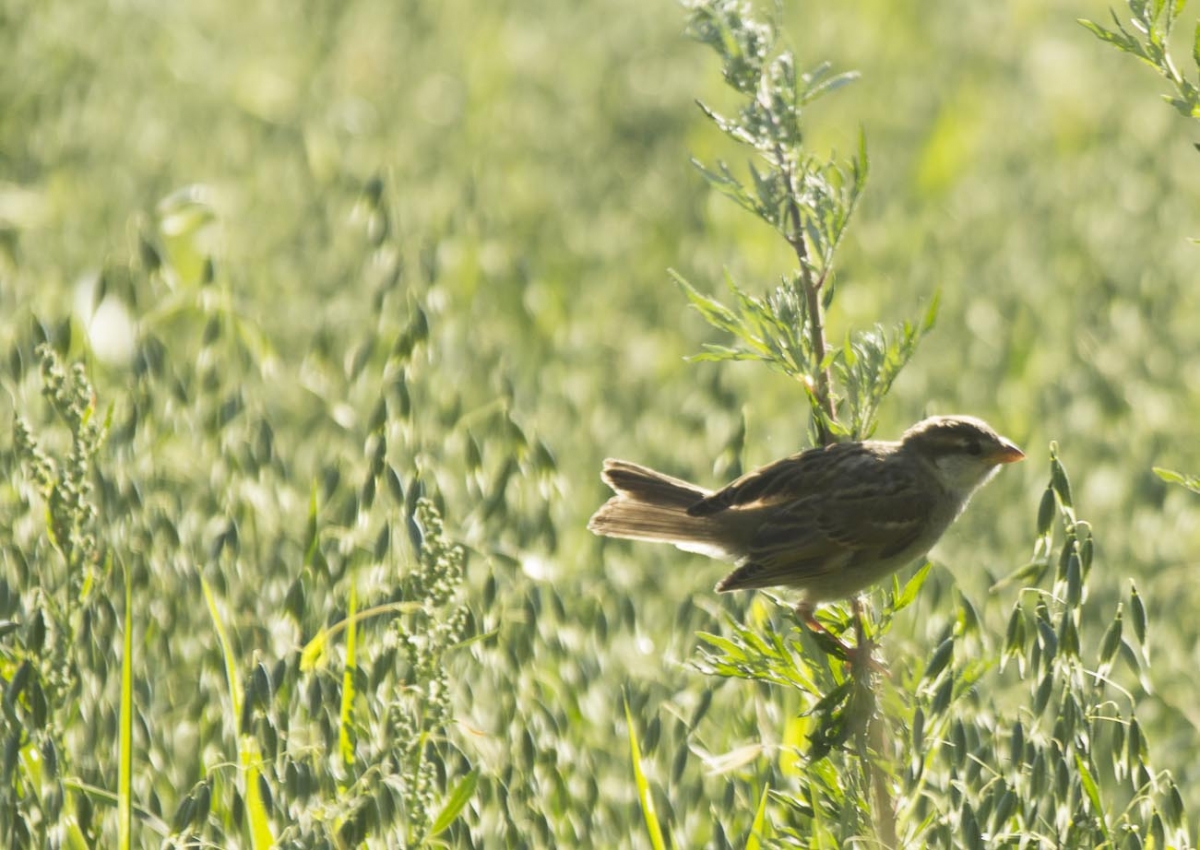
xmin=795 ymin=600 xmax=887 ymax=674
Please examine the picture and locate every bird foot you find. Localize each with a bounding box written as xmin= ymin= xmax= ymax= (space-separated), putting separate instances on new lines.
xmin=795 ymin=601 xmax=886 ymax=674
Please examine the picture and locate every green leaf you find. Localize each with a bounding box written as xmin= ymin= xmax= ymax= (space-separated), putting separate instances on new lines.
xmin=688 ymin=345 xmax=767 ymax=364
xmin=243 ymin=748 xmax=274 ymax=850
xmin=1078 ymin=17 xmax=1144 ymax=58
xmin=799 ymin=68 xmax=860 ymax=105
xmin=203 ymin=579 xmax=274 ymax=848
xmin=119 ymin=559 xmax=133 ymax=850
xmin=697 ymin=631 xmax=748 ymax=662
xmin=202 ymin=578 xmax=243 ymax=726
xmin=672 ymin=270 xmax=738 ymax=331
xmin=301 ymin=601 xmax=421 ymax=672
xmin=745 ymin=783 xmax=771 ymax=850
xmin=429 ymin=767 xmax=480 ymax=836
xmin=1153 ymin=466 xmax=1200 ymax=493
xmin=922 ymin=289 xmax=941 ymax=331
xmin=625 ymin=698 xmax=667 ymax=850
xmin=690 ymin=156 xmax=760 ymax=215
xmin=303 ymin=481 xmax=320 ymax=568
xmin=894 ymin=562 xmax=933 ymax=612
xmin=339 ymin=584 xmax=358 ymax=770
xmin=1075 ymin=754 xmax=1111 ymax=843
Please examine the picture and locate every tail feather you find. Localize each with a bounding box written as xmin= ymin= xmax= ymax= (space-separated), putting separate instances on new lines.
xmin=589 ymin=460 xmax=733 ymax=559
xmin=599 ymin=460 xmax=708 ymax=508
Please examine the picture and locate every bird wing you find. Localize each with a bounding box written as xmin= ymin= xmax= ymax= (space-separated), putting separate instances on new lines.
xmin=688 ymin=443 xmax=874 ymax=517
xmin=716 ymin=448 xmax=937 ymax=591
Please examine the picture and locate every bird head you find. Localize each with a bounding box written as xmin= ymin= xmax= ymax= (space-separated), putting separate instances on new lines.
xmin=901 ymin=415 xmax=1025 ymax=496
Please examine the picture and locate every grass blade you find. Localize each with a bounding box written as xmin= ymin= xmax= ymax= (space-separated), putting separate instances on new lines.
xmin=339 ymin=584 xmax=357 ymax=770
xmin=202 ymin=577 xmax=243 ymax=721
xmin=625 ymin=697 xmax=667 ymax=850
xmin=118 ymin=556 xmax=133 ymax=849
xmin=430 ymin=767 xmax=480 ymax=837
xmin=202 ymin=577 xmax=274 ymax=848
xmin=1075 ymin=754 xmax=1111 ymax=843
xmin=300 ymin=601 xmax=421 ymax=672
xmin=746 ymin=783 xmax=771 ymax=850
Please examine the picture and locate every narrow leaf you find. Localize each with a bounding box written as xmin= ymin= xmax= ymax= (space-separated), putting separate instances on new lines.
xmin=202 ymin=578 xmax=242 ymax=723
xmin=895 ymin=562 xmax=933 ymax=612
xmin=800 ymin=69 xmax=860 ymax=105
xmin=697 ymin=631 xmax=748 ymax=662
xmin=672 ymin=271 xmax=739 ymax=331
xmin=118 ymin=559 xmax=133 ymax=850
xmin=746 ymin=783 xmax=771 ymax=850
xmin=202 ymin=578 xmax=273 ymax=848
xmin=922 ymin=289 xmax=940 ymax=331
xmin=303 ymin=481 xmax=320 ymax=567
xmin=1153 ymin=466 xmax=1200 ymax=493
xmin=625 ymin=698 xmax=667 ymax=850
xmin=339 ymin=584 xmax=358 ymax=770
xmin=1075 ymin=754 xmax=1111 ymax=843
xmin=430 ymin=768 xmax=480 ymax=836
xmin=243 ymin=748 xmax=274 ymax=850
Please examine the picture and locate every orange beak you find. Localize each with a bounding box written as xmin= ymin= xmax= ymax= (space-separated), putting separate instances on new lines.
xmin=988 ymin=439 xmax=1025 ymax=465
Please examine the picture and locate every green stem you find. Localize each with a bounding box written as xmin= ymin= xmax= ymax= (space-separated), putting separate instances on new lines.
xmin=852 ymin=606 xmax=896 ymax=848
xmin=778 ymin=146 xmax=836 ymax=445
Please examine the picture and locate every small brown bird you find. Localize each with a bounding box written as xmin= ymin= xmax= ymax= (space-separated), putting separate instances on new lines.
xmin=588 ymin=416 xmax=1024 ymax=628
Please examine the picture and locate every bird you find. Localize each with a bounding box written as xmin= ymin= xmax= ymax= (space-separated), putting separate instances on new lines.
xmin=588 ymin=415 xmax=1024 ymax=633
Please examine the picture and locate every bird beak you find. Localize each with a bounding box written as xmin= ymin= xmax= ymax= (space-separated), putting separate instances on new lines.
xmin=988 ymin=439 xmax=1025 ymax=465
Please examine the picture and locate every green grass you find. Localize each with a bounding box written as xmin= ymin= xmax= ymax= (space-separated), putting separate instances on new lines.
xmin=2 ymin=0 xmax=1200 ymax=846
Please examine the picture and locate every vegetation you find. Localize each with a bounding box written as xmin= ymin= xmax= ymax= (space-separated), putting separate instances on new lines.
xmin=1 ymin=0 xmax=1199 ymax=846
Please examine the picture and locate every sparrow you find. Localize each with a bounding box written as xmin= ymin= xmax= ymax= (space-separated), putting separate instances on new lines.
xmin=588 ymin=415 xmax=1024 ymax=629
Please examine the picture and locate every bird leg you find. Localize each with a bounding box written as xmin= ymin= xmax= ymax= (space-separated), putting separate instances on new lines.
xmin=796 ymin=598 xmax=883 ymax=672
xmin=795 ymin=599 xmax=852 ymax=657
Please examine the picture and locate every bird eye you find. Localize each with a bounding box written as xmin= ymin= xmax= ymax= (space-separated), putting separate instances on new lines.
xmin=965 ymin=439 xmax=983 ymax=456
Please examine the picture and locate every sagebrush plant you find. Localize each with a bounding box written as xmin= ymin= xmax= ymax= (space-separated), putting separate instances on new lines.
xmin=663 ymin=1 xmax=935 ymax=841
xmin=1081 ymin=0 xmax=1200 ymax=132
xmin=620 ymin=1 xmax=1193 ymax=848
xmin=1085 ymin=0 xmax=1200 ymax=489
xmin=675 ymin=0 xmax=935 ymax=447
xmin=688 ymin=449 xmax=1191 ymax=848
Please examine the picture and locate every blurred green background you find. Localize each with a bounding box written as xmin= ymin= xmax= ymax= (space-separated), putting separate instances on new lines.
xmin=2 ymin=0 xmax=1200 ymax=845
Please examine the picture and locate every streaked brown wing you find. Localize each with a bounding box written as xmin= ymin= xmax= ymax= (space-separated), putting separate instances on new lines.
xmin=734 ymin=458 xmax=935 ymax=588
xmin=687 ymin=443 xmax=877 ymax=517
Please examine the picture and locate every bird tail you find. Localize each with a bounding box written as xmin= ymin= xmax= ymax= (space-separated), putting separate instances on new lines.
xmin=588 ymin=460 xmax=733 ymax=558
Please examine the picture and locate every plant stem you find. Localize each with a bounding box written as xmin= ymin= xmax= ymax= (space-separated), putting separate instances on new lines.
xmin=852 ymin=604 xmax=897 ymax=848
xmin=779 ymin=150 xmax=836 ymax=445
xmin=867 ymin=712 xmax=898 ymax=849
